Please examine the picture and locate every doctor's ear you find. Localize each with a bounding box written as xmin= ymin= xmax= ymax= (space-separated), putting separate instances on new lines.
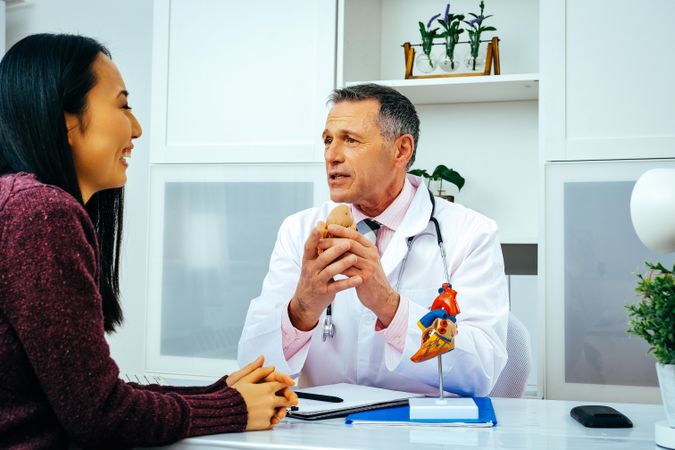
xmin=394 ymin=134 xmax=415 ymax=168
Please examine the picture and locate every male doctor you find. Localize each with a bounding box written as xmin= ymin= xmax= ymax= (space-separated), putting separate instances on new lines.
xmin=238 ymin=84 xmax=508 ymax=397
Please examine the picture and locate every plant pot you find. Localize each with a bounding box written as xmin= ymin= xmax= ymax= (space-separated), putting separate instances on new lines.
xmin=657 ymin=362 xmax=675 ymax=427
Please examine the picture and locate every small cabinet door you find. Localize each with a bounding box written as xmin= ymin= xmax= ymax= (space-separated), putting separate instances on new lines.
xmin=145 ymin=164 xmax=327 ymax=376
xmin=151 ymin=0 xmax=336 ymax=164
xmin=545 ymin=159 xmax=675 ymax=402
xmin=541 ymin=0 xmax=675 ymax=161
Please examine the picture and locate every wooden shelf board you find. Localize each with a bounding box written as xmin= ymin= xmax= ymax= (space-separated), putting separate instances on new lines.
xmin=345 ymin=73 xmax=540 ymax=105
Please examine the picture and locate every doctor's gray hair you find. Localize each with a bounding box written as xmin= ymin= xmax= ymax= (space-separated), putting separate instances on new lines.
xmin=328 ymin=83 xmax=420 ymax=168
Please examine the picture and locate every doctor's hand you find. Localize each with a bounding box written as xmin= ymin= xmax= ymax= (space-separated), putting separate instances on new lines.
xmin=318 ymin=224 xmax=400 ymax=328
xmin=288 ymin=221 xmax=364 ymax=331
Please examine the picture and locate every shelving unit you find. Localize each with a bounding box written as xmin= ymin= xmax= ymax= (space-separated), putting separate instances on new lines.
xmin=338 ymin=0 xmax=542 ymax=397
xmin=346 ymin=73 xmax=539 ymax=105
xmin=337 ymin=0 xmax=540 ymax=245
xmin=338 ymin=0 xmax=539 ymax=85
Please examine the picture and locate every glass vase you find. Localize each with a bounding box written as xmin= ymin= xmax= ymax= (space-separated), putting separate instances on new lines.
xmin=465 ymin=44 xmax=486 ymax=72
xmin=438 ymin=36 xmax=460 ymax=72
xmin=415 ymin=52 xmax=436 ymax=74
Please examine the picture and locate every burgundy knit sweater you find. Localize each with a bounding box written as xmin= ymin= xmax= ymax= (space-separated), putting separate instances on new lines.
xmin=0 ymin=173 xmax=248 ymax=449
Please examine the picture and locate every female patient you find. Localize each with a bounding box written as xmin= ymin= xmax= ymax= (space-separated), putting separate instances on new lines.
xmin=0 ymin=34 xmax=296 ymax=449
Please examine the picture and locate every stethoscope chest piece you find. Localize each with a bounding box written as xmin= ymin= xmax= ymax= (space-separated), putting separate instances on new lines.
xmin=322 ymin=303 xmax=335 ymax=341
xmin=322 ymin=314 xmax=335 ymax=341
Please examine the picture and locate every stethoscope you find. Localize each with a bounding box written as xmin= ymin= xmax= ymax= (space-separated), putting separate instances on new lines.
xmin=322 ymin=189 xmax=451 ymax=341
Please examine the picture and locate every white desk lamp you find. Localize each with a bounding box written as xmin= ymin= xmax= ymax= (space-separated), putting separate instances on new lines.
xmin=630 ymin=168 xmax=675 ymax=449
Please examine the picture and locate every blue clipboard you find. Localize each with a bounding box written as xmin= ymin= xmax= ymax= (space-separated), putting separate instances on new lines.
xmin=345 ymin=397 xmax=497 ymax=427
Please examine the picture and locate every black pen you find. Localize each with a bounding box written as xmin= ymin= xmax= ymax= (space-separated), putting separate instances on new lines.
xmin=294 ymin=391 xmax=344 ymax=403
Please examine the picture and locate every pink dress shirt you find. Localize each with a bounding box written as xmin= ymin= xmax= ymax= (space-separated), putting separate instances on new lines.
xmin=282 ymin=178 xmax=417 ymax=359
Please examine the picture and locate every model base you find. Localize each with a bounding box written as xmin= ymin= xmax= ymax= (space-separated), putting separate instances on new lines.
xmin=409 ymin=397 xmax=478 ymax=420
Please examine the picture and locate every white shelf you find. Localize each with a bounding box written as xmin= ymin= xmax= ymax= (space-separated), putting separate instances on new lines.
xmin=346 ymin=73 xmax=539 ymax=105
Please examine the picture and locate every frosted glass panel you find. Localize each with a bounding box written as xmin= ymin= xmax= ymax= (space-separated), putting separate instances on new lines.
xmin=160 ymin=182 xmax=313 ymax=359
xmin=564 ymin=181 xmax=675 ymax=387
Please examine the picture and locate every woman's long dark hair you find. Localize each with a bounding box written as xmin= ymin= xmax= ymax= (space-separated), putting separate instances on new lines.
xmin=0 ymin=34 xmax=124 ymax=332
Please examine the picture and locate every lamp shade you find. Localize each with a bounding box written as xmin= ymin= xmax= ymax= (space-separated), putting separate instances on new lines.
xmin=630 ymin=168 xmax=675 ymax=253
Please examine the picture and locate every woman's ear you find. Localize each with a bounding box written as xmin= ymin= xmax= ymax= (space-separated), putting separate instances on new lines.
xmin=64 ymin=113 xmax=79 ymax=146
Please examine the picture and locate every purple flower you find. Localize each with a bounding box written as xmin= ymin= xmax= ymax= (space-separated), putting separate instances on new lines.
xmin=427 ymin=13 xmax=441 ymax=29
xmin=470 ymin=15 xmax=484 ymax=26
xmin=444 ymin=4 xmax=451 ymax=24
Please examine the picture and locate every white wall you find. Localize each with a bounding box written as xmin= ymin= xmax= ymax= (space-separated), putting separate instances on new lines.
xmin=414 ymin=101 xmax=539 ymax=244
xmin=6 ymin=0 xmax=153 ymax=373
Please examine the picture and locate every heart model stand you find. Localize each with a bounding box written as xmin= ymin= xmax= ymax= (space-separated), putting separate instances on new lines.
xmin=409 ymin=283 xmax=465 ymax=420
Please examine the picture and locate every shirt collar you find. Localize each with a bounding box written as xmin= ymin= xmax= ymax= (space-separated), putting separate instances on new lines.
xmin=352 ymin=177 xmax=416 ymax=232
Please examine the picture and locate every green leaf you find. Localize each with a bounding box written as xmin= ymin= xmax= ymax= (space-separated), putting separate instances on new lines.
xmin=431 ymin=165 xmax=465 ymax=191
xmin=627 ymin=261 xmax=675 ymax=365
xmin=419 ymin=21 xmax=427 ymax=34
xmin=481 ymin=26 xmax=497 ymax=32
xmin=408 ymin=169 xmax=430 ymax=179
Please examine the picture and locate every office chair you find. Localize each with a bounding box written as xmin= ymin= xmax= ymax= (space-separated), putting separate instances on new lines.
xmin=490 ymin=313 xmax=532 ymax=398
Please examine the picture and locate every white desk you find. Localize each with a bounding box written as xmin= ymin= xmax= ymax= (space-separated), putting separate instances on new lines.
xmin=157 ymin=398 xmax=667 ymax=450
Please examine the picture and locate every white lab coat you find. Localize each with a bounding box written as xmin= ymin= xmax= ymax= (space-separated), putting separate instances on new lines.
xmin=238 ymin=175 xmax=508 ymax=397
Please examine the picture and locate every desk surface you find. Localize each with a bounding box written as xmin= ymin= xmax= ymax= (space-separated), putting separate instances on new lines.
xmin=157 ymin=398 xmax=666 ymax=450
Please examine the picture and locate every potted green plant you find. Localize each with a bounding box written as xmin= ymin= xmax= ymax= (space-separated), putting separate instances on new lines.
xmin=626 ymin=262 xmax=675 ymax=428
xmin=409 ymin=164 xmax=465 ymax=202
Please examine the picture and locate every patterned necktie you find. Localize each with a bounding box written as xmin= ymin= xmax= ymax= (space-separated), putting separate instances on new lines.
xmin=357 ymin=218 xmax=382 ymax=245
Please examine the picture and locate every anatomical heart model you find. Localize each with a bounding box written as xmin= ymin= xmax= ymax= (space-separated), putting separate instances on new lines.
xmin=411 ymin=283 xmax=460 ymax=363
